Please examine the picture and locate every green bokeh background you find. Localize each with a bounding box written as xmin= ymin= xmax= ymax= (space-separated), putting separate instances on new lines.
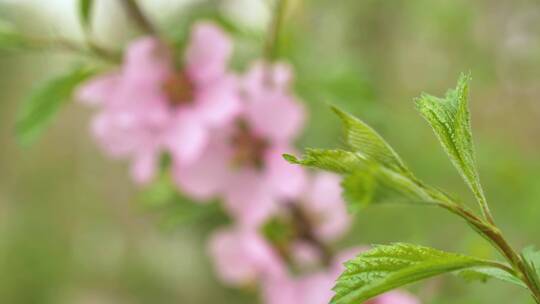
xmin=1 ymin=0 xmax=540 ymax=303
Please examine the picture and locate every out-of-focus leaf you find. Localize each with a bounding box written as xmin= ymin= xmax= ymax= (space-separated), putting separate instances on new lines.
xmin=16 ymin=65 xmax=96 ymax=145
xmin=140 ymin=175 xmax=176 ymax=208
xmin=78 ymin=0 xmax=94 ymax=32
xmin=331 ymin=243 xmax=516 ymax=304
xmin=0 ymin=20 xmax=28 ymax=50
xmin=415 ymin=73 xmax=487 ymax=207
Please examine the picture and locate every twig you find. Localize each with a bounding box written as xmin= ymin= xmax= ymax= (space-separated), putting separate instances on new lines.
xmin=23 ymin=36 xmax=121 ymax=63
xmin=119 ymin=0 xmax=157 ymax=35
xmin=264 ymin=0 xmax=288 ymax=61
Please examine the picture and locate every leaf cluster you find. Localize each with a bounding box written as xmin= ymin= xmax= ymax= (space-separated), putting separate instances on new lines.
xmin=286 ymin=74 xmax=540 ymax=303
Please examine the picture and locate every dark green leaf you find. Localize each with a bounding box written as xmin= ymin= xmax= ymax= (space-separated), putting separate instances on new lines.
xmin=16 ymin=66 xmax=96 ymax=145
xmin=331 ymin=243 xmax=516 ymax=304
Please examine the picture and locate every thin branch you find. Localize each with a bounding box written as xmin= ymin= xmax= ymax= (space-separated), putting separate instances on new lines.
xmin=22 ymin=36 xmax=121 ymax=63
xmin=437 ymin=201 xmax=540 ymax=303
xmin=264 ymin=0 xmax=288 ymax=61
xmin=119 ymin=0 xmax=157 ymax=35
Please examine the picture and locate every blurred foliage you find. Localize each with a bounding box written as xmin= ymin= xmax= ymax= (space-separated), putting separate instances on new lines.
xmin=1 ymin=0 xmax=540 ymax=303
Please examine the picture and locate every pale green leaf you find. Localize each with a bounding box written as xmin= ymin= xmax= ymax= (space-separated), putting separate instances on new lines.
xmin=415 ymin=73 xmax=487 ymax=206
xmin=0 ymin=20 xmax=28 ymax=50
xmin=458 ymin=267 xmax=526 ymax=288
xmin=16 ymin=66 xmax=96 ymax=145
xmin=332 ymin=106 xmax=411 ymax=176
xmin=331 ymin=243 xmax=515 ymax=304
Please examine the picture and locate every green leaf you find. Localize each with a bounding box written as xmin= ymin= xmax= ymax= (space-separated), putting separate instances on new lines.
xmin=415 ymin=73 xmax=487 ymax=207
xmin=139 ymin=175 xmax=177 ymax=208
xmin=15 ymin=66 xmax=96 ymax=145
xmin=284 ymin=149 xmax=365 ymax=174
xmin=332 ymin=106 xmax=411 ymax=176
xmin=341 ymin=164 xmax=433 ymax=212
xmin=521 ymin=246 xmax=540 ymax=291
xmin=285 ymin=108 xmax=441 ymax=210
xmin=78 ymin=0 xmax=94 ymax=32
xmin=458 ymin=267 xmax=526 ymax=288
xmin=331 ymin=243 xmax=514 ymax=304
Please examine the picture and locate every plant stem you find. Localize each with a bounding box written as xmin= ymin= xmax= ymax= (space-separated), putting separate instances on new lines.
xmin=22 ymin=36 xmax=120 ymax=63
xmin=477 ymin=190 xmax=496 ymax=226
xmin=264 ymin=0 xmax=288 ymax=61
xmin=438 ymin=202 xmax=540 ymax=303
xmin=119 ymin=0 xmax=157 ymax=35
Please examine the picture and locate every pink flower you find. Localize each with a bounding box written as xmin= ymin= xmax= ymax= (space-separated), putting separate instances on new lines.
xmin=296 ymin=172 xmax=352 ymax=242
xmin=174 ymin=60 xmax=307 ymax=227
xmin=262 ymin=247 xmax=421 ymax=304
xmin=77 ymin=22 xmax=240 ymax=184
xmin=208 ymin=226 xmax=285 ymax=287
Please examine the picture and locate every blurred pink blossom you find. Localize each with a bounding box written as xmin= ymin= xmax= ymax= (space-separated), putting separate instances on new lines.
xmin=208 ymin=226 xmax=285 ymax=287
xmin=174 ymin=61 xmax=307 ymax=227
xmin=262 ymin=247 xmax=420 ymax=304
xmin=77 ymin=22 xmax=240 ymax=184
xmin=295 ymin=172 xmax=351 ymax=242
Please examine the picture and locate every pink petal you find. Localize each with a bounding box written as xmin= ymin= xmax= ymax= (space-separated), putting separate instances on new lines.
xmin=164 ymin=109 xmax=208 ymax=165
xmin=264 ymin=145 xmax=307 ymax=200
xmin=172 ymin=136 xmax=231 ymax=202
xmin=208 ymin=227 xmax=285 ymax=287
xmin=90 ymin=112 xmax=137 ymax=157
xmin=185 ymin=22 xmax=232 ymax=84
xmin=245 ymin=93 xmax=306 ymax=143
xmin=223 ymin=169 xmax=278 ymax=228
xmin=290 ymin=241 xmax=322 ymax=270
xmin=272 ymin=62 xmax=294 ymax=89
xmin=305 ymin=173 xmax=351 ymax=241
xmin=298 ymin=272 xmax=335 ymax=304
xmin=76 ymin=73 xmax=120 ymax=106
xmin=242 ymin=61 xmax=294 ymax=100
xmin=193 ymin=75 xmax=241 ymax=126
xmin=123 ymin=37 xmax=171 ymax=84
xmin=262 ymin=276 xmax=299 ymax=304
xmin=130 ymin=149 xmax=158 ymax=184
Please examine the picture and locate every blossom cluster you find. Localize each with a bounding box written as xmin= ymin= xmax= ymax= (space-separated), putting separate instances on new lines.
xmin=77 ymin=22 xmax=419 ymax=304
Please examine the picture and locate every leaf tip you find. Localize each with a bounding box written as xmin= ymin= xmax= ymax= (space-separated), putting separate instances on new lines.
xmin=282 ymin=153 xmax=300 ymax=164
